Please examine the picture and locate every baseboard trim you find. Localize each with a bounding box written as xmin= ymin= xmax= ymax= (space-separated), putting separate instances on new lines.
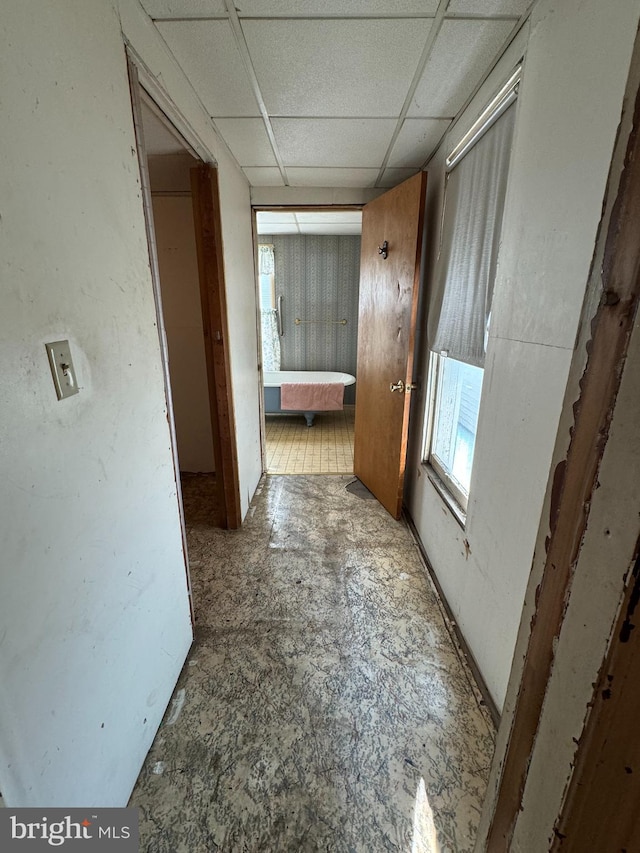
xmin=403 ymin=508 xmax=501 ymax=729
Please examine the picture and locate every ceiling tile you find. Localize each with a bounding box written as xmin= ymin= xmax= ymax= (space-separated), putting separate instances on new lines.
xmin=387 ymin=118 xmax=450 ymax=168
xmin=298 ymin=223 xmax=362 ymax=235
xmin=214 ymin=118 xmax=277 ymax=166
xmin=447 ymin=0 xmax=531 ymax=16
xmin=242 ymin=167 xmax=285 ymax=186
xmin=272 ymin=119 xmax=396 ymax=167
xmin=408 ymin=19 xmax=515 ymax=118
xmin=286 ymin=168 xmax=380 ymax=188
xmin=237 ymin=0 xmax=438 ymax=16
xmin=257 ymin=222 xmax=300 ymax=234
xmin=156 ymin=21 xmax=260 ymax=117
xmin=141 ymin=0 xmax=227 ymax=18
xmin=257 ymin=212 xmax=298 ymax=225
xmin=242 ymin=19 xmax=432 ymax=117
xmin=378 ymin=168 xmax=420 ymax=188
xmin=295 ymin=212 xmax=362 ymax=224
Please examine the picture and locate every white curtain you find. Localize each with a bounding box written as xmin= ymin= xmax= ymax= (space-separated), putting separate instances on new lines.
xmin=261 ymin=309 xmax=281 ymax=371
xmin=259 ymin=244 xmax=275 ymax=275
xmin=429 ymin=104 xmax=516 ymax=367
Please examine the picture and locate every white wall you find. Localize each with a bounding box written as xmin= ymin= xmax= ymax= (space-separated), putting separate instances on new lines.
xmin=405 ymin=0 xmax=640 ymax=710
xmin=118 ymin=0 xmax=263 ymax=519
xmin=0 ymin=0 xmax=193 ymax=806
xmin=152 ymin=195 xmax=215 ymax=473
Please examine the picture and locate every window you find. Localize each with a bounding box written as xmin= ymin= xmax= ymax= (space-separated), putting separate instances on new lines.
xmin=425 ymin=68 xmax=519 ymax=513
xmin=429 ymin=356 xmax=484 ymax=509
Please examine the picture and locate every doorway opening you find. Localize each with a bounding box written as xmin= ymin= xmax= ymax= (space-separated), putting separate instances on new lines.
xmin=254 ymin=209 xmax=362 ymax=475
xmin=128 ymin=59 xmax=241 ymax=533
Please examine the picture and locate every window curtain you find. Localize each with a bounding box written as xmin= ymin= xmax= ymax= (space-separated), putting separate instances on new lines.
xmin=258 ymin=245 xmax=280 ymax=370
xmin=261 ymin=309 xmax=281 ymax=371
xmin=259 ymin=244 xmax=275 ymax=275
xmin=428 ymin=104 xmax=516 ymax=368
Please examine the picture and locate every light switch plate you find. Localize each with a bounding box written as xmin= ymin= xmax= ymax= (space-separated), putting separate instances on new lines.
xmin=45 ymin=340 xmax=79 ymax=400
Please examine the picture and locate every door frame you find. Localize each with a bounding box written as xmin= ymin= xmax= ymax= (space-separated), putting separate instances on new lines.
xmin=127 ymin=52 xmax=241 ymax=541
xmin=127 ymin=56 xmax=194 ymax=624
xmin=190 ymin=164 xmax=242 ymax=528
xmin=251 ymin=205 xmax=364 ymax=475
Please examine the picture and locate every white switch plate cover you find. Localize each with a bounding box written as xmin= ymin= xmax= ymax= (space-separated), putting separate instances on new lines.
xmin=45 ymin=340 xmax=79 ymax=400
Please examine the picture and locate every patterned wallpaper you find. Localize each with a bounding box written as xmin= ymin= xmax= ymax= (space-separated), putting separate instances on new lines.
xmin=262 ymin=234 xmax=361 ymax=381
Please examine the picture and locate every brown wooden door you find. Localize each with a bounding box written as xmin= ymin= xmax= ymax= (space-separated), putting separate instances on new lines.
xmin=353 ymin=172 xmax=427 ymax=519
xmin=191 ymin=164 xmax=242 ymax=529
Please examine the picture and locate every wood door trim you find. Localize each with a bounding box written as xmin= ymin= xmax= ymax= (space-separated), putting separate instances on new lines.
xmin=551 ymin=537 xmax=640 ymax=851
xmin=191 ymin=164 xmax=242 ymax=530
xmin=485 ymin=43 xmax=640 ymax=850
xmin=252 ymin=208 xmax=267 ymax=472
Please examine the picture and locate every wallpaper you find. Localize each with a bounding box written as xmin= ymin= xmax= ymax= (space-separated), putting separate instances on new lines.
xmin=261 ymin=235 xmax=361 ymax=382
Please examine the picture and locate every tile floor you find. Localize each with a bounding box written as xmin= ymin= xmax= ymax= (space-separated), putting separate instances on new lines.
xmin=130 ymin=474 xmax=495 ymax=852
xmin=265 ymin=406 xmax=355 ymax=474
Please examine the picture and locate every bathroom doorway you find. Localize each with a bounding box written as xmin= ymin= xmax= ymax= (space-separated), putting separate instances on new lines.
xmin=254 ymin=210 xmax=362 ymax=474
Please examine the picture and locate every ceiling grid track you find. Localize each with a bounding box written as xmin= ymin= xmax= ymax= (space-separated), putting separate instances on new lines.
xmin=374 ymin=0 xmax=452 ymax=188
xmin=223 ymin=0 xmax=290 ymax=186
xmin=145 ymin=0 xmax=530 ymax=192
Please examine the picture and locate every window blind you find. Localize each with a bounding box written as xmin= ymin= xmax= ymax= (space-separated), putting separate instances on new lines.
xmin=429 ymin=103 xmax=516 ymax=368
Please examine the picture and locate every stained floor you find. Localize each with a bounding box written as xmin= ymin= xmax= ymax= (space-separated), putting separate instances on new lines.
xmin=265 ymin=406 xmax=354 ymax=474
xmin=130 ymin=475 xmax=495 ymax=852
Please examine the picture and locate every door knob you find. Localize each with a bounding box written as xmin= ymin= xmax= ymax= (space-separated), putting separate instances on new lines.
xmin=390 ymin=380 xmax=418 ymax=393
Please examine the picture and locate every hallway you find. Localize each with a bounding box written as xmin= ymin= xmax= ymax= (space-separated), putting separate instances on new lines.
xmin=130 ymin=475 xmax=495 ymax=852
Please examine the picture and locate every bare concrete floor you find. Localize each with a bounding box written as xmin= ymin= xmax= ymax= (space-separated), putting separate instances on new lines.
xmin=130 ymin=475 xmax=495 ymax=852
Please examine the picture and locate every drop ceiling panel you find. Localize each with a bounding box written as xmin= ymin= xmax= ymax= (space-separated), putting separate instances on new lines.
xmin=295 ymin=212 xmax=362 ymax=224
xmin=387 ymin=118 xmax=451 ymax=168
xmin=214 ymin=119 xmax=277 ymax=166
xmin=257 ymin=212 xmax=298 ymax=225
xmin=272 ymin=118 xmax=396 ymax=167
xmin=258 ymin=222 xmax=300 ymax=234
xmin=256 ymin=211 xmax=362 ymax=235
xmin=378 ymin=168 xmax=420 ymax=188
xmin=242 ymin=19 xmax=432 ymax=117
xmin=298 ymin=223 xmax=362 ymax=235
xmin=156 ymin=21 xmax=260 ymax=116
xmin=447 ymin=0 xmax=530 ymax=15
xmin=242 ymin=167 xmax=285 ymax=186
xmin=286 ymin=168 xmax=380 ymax=187
xmin=237 ymin=0 xmax=439 ymax=16
xmin=141 ymin=0 xmax=227 ymax=18
xmin=408 ymin=19 xmax=515 ymax=117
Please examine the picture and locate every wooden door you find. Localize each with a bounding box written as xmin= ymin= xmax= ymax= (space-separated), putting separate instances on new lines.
xmin=191 ymin=164 xmax=242 ymax=529
xmin=353 ymin=172 xmax=427 ymax=519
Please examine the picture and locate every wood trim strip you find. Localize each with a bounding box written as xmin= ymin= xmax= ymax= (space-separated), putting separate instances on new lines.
xmin=551 ymin=538 xmax=640 ymax=851
xmin=191 ymin=164 xmax=242 ymax=530
xmin=486 ymin=49 xmax=640 ymax=851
